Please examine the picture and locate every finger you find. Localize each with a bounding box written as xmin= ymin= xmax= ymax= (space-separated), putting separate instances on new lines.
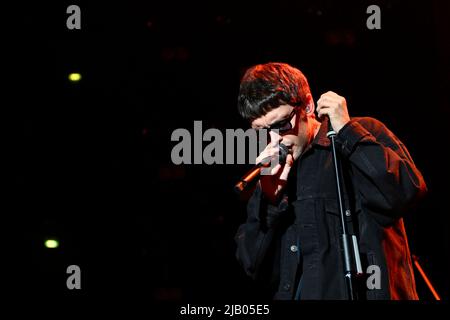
xmin=328 ymin=91 xmax=343 ymax=99
xmin=318 ymin=97 xmax=338 ymax=108
xmin=317 ymin=106 xmax=331 ymax=120
xmin=279 ymin=154 xmax=294 ymax=181
xmin=321 ymin=91 xmax=339 ymax=99
xmin=270 ymin=163 xmax=282 ymax=175
xmin=257 ymin=141 xmax=280 ymax=159
xmin=317 ymin=97 xmax=337 ymax=107
xmin=256 ymin=146 xmax=280 ymax=164
xmin=256 ymin=134 xmax=284 ymax=163
xmin=320 ymin=92 xmax=333 ymax=100
xmin=269 ymin=132 xmax=283 ymax=147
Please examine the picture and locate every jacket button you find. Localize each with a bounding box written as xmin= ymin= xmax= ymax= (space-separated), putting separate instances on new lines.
xmin=283 ymin=283 xmax=291 ymax=291
xmin=290 ymin=245 xmax=298 ymax=253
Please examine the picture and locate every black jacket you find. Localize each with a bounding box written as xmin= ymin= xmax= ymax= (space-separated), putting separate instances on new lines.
xmin=235 ymin=117 xmax=427 ymax=300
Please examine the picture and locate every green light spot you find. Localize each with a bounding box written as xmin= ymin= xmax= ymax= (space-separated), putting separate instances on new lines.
xmin=45 ymin=239 xmax=59 ymax=249
xmin=68 ymin=73 xmax=82 ymax=82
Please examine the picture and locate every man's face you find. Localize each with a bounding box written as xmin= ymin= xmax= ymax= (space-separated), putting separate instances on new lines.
xmin=251 ymin=104 xmax=308 ymax=160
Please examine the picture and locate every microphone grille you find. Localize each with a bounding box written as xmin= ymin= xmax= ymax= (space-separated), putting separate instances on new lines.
xmin=279 ymin=143 xmax=289 ymax=164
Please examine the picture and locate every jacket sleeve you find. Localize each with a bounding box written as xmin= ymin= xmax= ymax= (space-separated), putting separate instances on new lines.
xmin=234 ymin=184 xmax=289 ymax=280
xmin=335 ymin=117 xmax=427 ymax=217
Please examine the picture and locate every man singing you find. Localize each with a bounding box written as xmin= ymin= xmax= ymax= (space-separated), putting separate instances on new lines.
xmin=234 ymin=62 xmax=427 ymax=299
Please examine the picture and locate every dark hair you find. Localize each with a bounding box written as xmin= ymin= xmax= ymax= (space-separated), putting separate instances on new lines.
xmin=237 ymin=62 xmax=311 ymax=121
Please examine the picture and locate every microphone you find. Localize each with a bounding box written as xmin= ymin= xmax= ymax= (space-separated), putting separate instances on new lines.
xmin=234 ymin=143 xmax=289 ymax=193
xmin=325 ymin=116 xmax=336 ymax=138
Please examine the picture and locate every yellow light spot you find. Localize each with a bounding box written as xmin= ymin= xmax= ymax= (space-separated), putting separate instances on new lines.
xmin=68 ymin=73 xmax=82 ymax=82
xmin=45 ymin=239 xmax=59 ymax=249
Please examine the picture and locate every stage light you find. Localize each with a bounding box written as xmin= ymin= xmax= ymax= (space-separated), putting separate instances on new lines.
xmin=68 ymin=73 xmax=82 ymax=82
xmin=45 ymin=239 xmax=59 ymax=249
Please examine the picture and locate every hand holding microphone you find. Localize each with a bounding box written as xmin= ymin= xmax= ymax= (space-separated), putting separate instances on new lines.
xmin=258 ymin=138 xmax=294 ymax=204
xmin=234 ymin=135 xmax=294 ymax=204
xmin=316 ymin=91 xmax=351 ymax=133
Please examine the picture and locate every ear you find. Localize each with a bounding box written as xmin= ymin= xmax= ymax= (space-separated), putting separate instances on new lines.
xmin=304 ymin=93 xmax=315 ymax=116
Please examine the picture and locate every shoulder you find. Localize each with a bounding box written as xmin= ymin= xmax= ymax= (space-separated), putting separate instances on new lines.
xmin=351 ymin=116 xmax=391 ymax=135
xmin=350 ymin=116 xmax=400 ymax=144
xmin=351 ymin=116 xmax=386 ymax=129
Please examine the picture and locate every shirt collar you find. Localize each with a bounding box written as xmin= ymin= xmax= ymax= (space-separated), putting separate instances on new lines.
xmin=311 ymin=117 xmax=331 ymax=147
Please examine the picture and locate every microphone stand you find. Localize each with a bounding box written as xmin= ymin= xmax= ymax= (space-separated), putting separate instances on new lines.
xmin=327 ymin=119 xmax=363 ymax=300
xmin=412 ymin=254 xmax=441 ymax=300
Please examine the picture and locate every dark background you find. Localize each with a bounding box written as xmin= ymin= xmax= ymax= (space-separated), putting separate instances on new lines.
xmin=9 ymin=0 xmax=450 ymax=302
